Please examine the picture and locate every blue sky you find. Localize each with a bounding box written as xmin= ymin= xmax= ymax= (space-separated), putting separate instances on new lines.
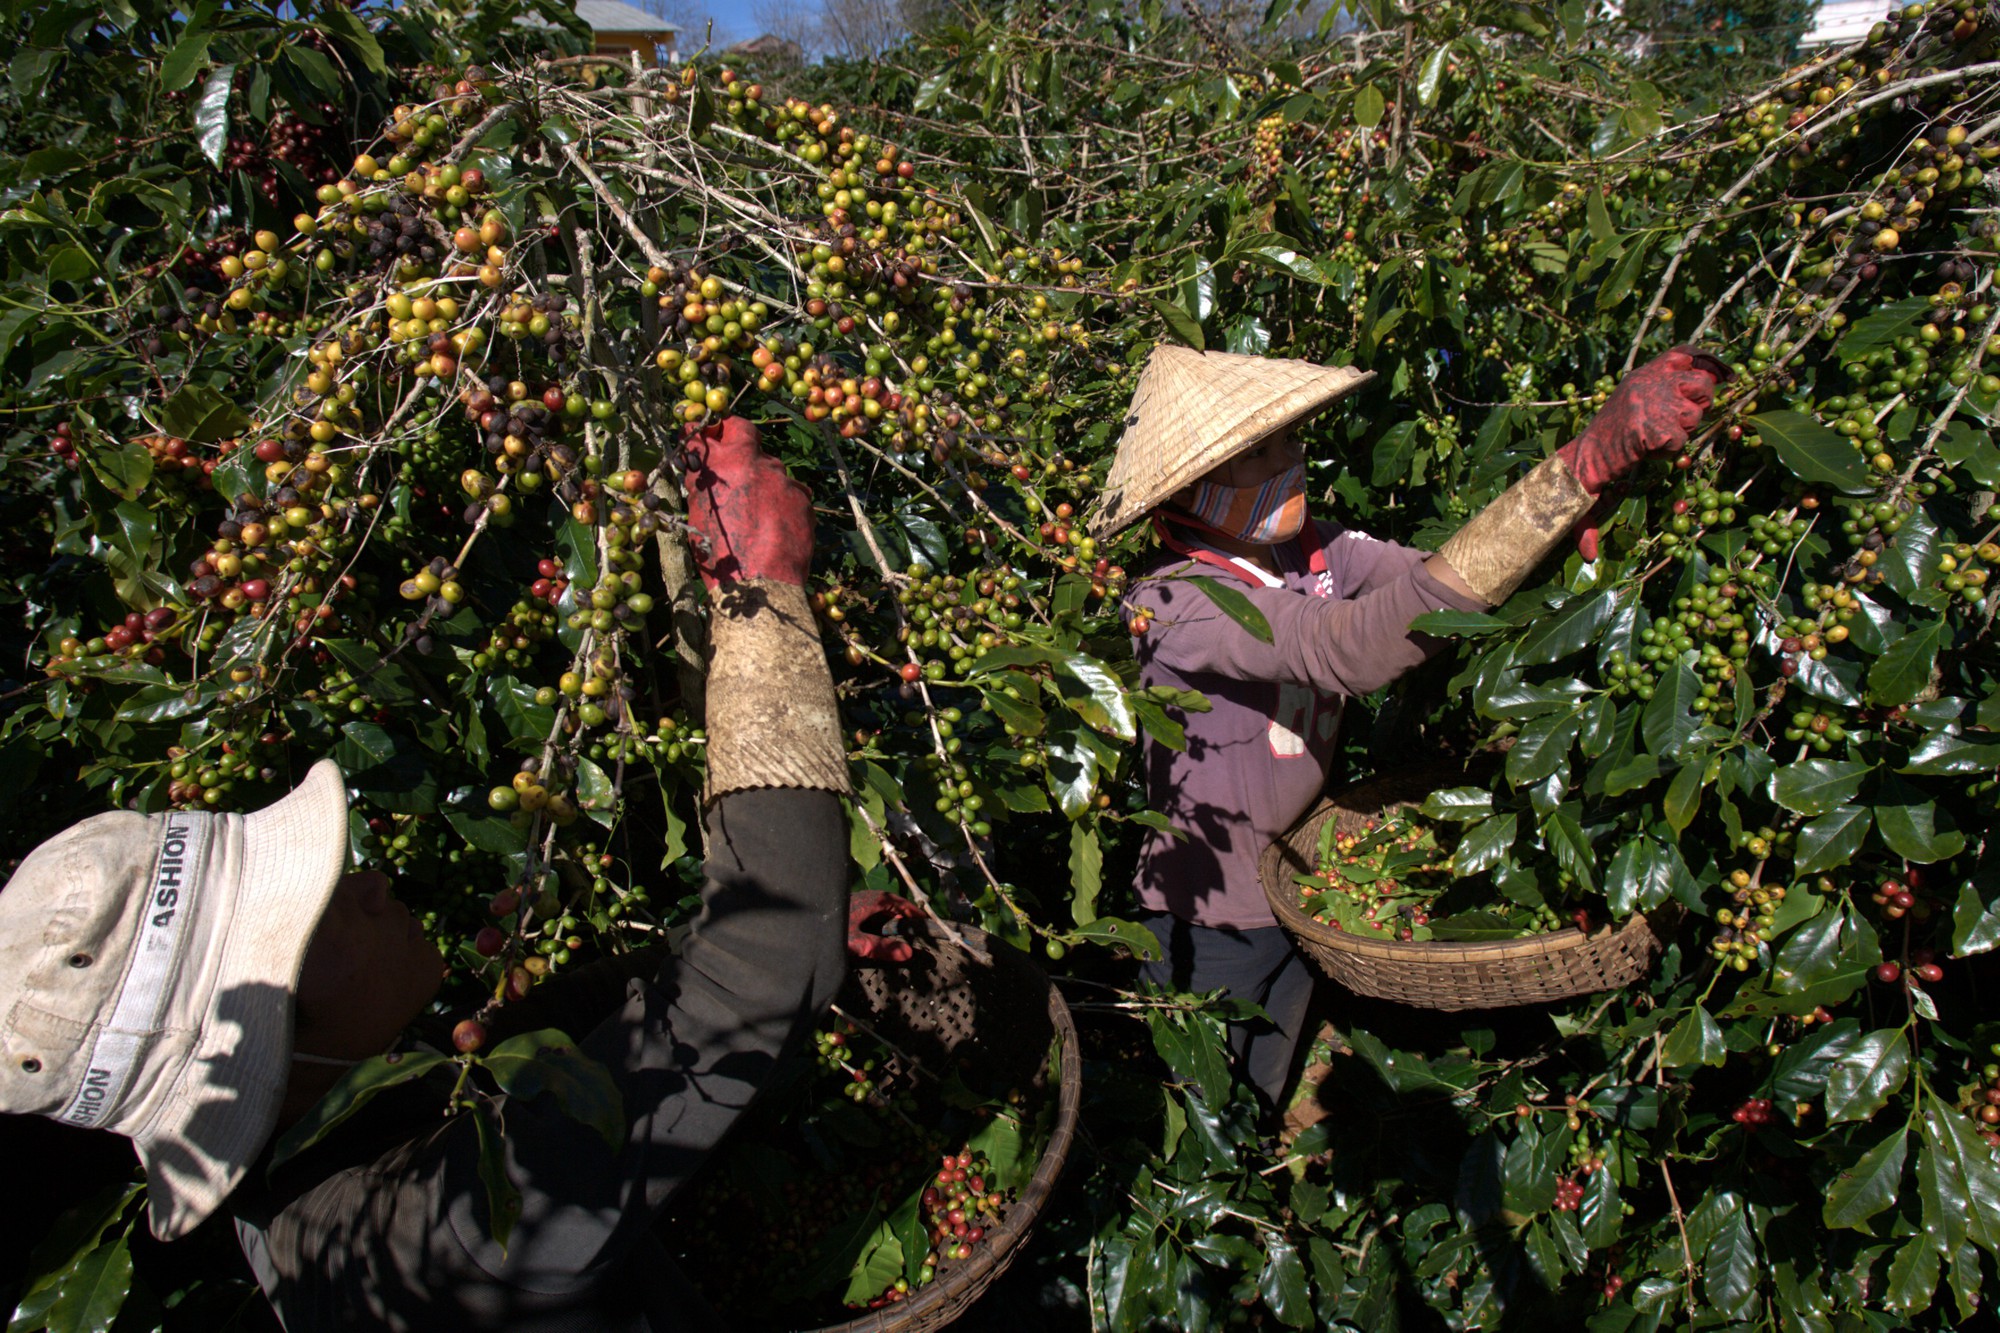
xmin=671 ymin=0 xmax=763 ymax=49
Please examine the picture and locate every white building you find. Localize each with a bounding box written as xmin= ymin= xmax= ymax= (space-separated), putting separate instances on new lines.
xmin=1800 ymin=0 xmax=1887 ymax=47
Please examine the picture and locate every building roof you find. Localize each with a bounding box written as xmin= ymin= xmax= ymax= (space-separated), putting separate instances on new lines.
xmin=1799 ymin=0 xmax=1878 ymax=46
xmin=573 ymin=0 xmax=678 ymax=34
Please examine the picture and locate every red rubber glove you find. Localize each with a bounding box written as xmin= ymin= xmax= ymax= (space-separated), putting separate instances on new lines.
xmin=847 ymin=890 xmax=925 ymax=963
xmin=682 ymin=417 xmax=813 ymax=589
xmin=1559 ymin=348 xmax=1730 ymax=560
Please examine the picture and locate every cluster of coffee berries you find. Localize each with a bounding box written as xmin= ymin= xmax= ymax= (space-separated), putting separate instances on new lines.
xmin=918 ymin=1149 xmax=1003 ymax=1269
xmin=1552 ymin=1175 xmax=1586 ymax=1211
xmin=1865 ymin=868 xmax=1936 ymax=922
xmin=1730 ymin=1097 xmax=1776 ymax=1126
xmin=1959 ymin=1055 xmax=2000 ymax=1147
xmin=46 ymin=421 xmax=77 ymax=470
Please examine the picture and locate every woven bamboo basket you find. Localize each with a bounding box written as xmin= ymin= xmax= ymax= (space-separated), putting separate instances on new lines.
xmin=1259 ymin=774 xmax=1674 ymax=1011
xmin=802 ymin=921 xmax=1082 ymax=1333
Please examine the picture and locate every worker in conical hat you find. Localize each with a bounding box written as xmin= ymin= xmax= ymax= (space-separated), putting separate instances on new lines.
xmin=1093 ymin=344 xmax=1725 ymax=1115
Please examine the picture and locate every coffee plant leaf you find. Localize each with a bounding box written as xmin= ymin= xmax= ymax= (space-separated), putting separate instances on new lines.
xmin=1823 ymin=1028 xmax=1911 ymax=1125
xmin=1835 ymin=297 xmax=1930 ymax=367
xmin=1952 ymin=872 xmax=2000 ymax=958
xmin=271 ymin=1050 xmax=450 ymax=1168
xmin=36 ymin=1236 xmax=132 ymax=1333
xmin=1867 ymin=619 xmax=1947 ymax=707
xmin=1409 ymin=608 xmax=1511 ymax=636
xmin=1703 ymin=1197 xmax=1758 ymax=1321
xmin=1884 ymin=1235 xmax=1940 ymax=1318
xmin=1769 ymin=758 xmax=1871 ymax=817
xmin=1257 ymin=1233 xmax=1312 ymax=1328
xmin=1748 ymin=411 xmax=1874 ymax=495
xmin=1515 ymin=588 xmax=1617 ymax=666
xmin=1660 ymin=1006 xmax=1724 ymax=1069
xmin=1901 ymin=728 xmax=2000 ymax=776
xmin=1873 ymin=775 xmax=1966 ymax=864
xmin=1824 ymin=1126 xmax=1908 ymax=1233
xmin=1770 ymin=903 xmax=1882 ymax=1014
xmin=1182 ymin=574 xmax=1273 ymax=645
xmin=1500 ymin=1116 xmax=1567 ymax=1215
xmin=1580 ymin=1162 xmax=1623 ymax=1248
xmin=478 ymin=1020 xmax=620 ymax=1144
xmin=1793 ymin=805 xmax=1873 ymax=875
xmin=470 ymin=1103 xmax=522 ymax=1254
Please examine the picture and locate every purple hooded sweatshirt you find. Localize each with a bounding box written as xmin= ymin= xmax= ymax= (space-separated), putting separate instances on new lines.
xmin=1126 ymin=518 xmax=1487 ymax=930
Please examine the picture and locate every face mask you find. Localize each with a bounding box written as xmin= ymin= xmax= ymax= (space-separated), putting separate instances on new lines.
xmin=1184 ymin=463 xmax=1307 ymax=544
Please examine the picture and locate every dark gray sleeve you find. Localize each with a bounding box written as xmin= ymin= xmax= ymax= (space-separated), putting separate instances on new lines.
xmin=440 ymin=786 xmax=848 ymax=1300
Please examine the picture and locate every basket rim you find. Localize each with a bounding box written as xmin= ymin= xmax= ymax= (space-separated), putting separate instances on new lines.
xmin=802 ymin=922 xmax=1083 ymax=1333
xmin=1260 ymin=792 xmax=1664 ymax=963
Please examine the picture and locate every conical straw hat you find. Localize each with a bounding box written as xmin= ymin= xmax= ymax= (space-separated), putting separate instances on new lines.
xmin=1087 ymin=346 xmax=1374 ymax=539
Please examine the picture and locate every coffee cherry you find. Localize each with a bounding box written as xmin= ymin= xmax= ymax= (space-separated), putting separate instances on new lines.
xmin=452 ymin=1018 xmax=487 ymax=1053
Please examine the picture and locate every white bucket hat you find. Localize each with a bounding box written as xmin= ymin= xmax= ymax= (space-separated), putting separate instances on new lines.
xmin=1087 ymin=346 xmax=1375 ymax=538
xmin=0 ymin=760 xmax=349 ymax=1240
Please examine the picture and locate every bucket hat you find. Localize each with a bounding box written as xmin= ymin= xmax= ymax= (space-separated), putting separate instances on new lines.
xmin=1087 ymin=346 xmax=1374 ymax=538
xmin=0 ymin=761 xmax=349 ymax=1240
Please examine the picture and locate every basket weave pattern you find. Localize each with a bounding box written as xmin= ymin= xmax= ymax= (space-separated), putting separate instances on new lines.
xmin=809 ymin=922 xmax=1082 ymax=1333
xmin=1259 ymin=777 xmax=1672 ymax=1012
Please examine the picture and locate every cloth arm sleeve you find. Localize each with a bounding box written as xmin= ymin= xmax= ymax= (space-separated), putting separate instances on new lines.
xmin=444 ymin=786 xmax=847 ymax=1293
xmin=1133 ymin=561 xmax=1485 ymax=697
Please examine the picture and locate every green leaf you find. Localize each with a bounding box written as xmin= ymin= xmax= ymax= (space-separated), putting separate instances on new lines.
xmin=1825 ymin=1125 xmax=1908 ymax=1230
xmin=1661 ymin=1006 xmax=1725 ymax=1068
xmin=270 ymin=1051 xmax=448 ymax=1167
xmin=481 ymin=1029 xmax=625 ymax=1152
xmin=1641 ymin=664 xmax=1702 ymax=757
xmin=192 ymin=64 xmax=234 ymax=167
xmin=472 ymin=1103 xmax=523 ymax=1253
xmin=1795 ymin=805 xmax=1873 ymax=874
xmin=1748 ymin=411 xmax=1874 ymax=494
xmin=81 ymin=438 xmax=151 ymax=502
xmin=1145 ymin=295 xmax=1205 ymax=350
xmin=1545 ymin=807 xmax=1596 ymax=893
xmin=1954 ymin=877 xmax=2000 ymax=956
xmin=149 ymin=383 xmax=249 ymax=444
xmin=1885 ymin=1234 xmax=1940 ymax=1315
xmin=1409 ymin=608 xmax=1512 ymax=635
xmin=1183 ymin=575 xmax=1273 ymax=644
xmin=1704 ymin=1200 xmax=1757 ymax=1320
xmin=841 ymin=1218 xmax=905 ymax=1307
xmin=1070 ymin=823 xmax=1102 ymax=925
xmin=1837 ymin=297 xmax=1929 ymax=366
xmin=985 ymin=686 xmax=1045 ymax=737
xmin=1596 ymin=236 xmax=1652 ymax=313
xmin=320 ymin=4 xmax=389 ymax=74
xmin=1587 ymin=187 xmax=1614 ymax=242
xmin=1770 ymin=902 xmax=1882 ymax=1014
xmin=1420 ymin=787 xmax=1492 ymax=820
xmin=1258 ymin=1234 xmax=1312 ymax=1328
xmin=160 ymin=29 xmax=211 ymax=91
xmin=1072 ymin=915 xmax=1160 ymax=960
xmin=1902 ymin=729 xmax=2000 ymax=776
xmin=1604 ymin=836 xmax=1674 ymax=916
xmin=1874 ymin=774 xmax=1966 ymax=863
xmin=41 ymin=1237 xmax=133 ymax=1333
xmin=1824 ymin=1029 xmax=1910 ymax=1124
xmin=1580 ymin=1163 xmax=1623 ymax=1247
xmin=1454 ymin=813 xmax=1517 ymax=877
xmin=1354 ymin=82 xmax=1385 ymax=128
xmin=1923 ymin=1103 xmax=2000 ymax=1256
xmin=1664 ymin=763 xmax=1702 ymax=833
xmin=1869 ymin=619 xmax=1946 ymax=706
xmin=283 ymin=42 xmax=342 ymax=97
xmin=1370 ymin=420 xmax=1419 ymax=487
xmin=1769 ymin=758 xmax=1871 ymax=816
xmin=1053 ymin=651 xmax=1136 ymax=741
xmin=1506 ymin=710 xmax=1580 ymax=785
xmin=1515 ymin=590 xmax=1616 ymax=666
xmin=1415 ymin=45 xmax=1449 ymax=107
xmin=1501 ymin=1118 xmax=1566 ymax=1215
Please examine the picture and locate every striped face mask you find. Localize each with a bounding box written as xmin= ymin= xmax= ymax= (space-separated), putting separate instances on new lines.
xmin=1185 ymin=463 xmax=1307 ymax=545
